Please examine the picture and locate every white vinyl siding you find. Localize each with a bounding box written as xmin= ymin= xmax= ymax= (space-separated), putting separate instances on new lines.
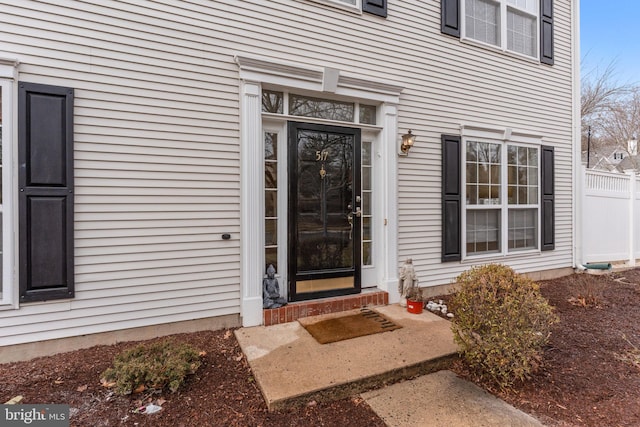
xmin=0 ymin=0 xmax=575 ymax=345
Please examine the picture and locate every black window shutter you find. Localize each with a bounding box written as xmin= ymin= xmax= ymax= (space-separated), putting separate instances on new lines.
xmin=541 ymin=145 xmax=554 ymax=251
xmin=441 ymin=0 xmax=460 ymax=37
xmin=442 ymin=134 xmax=461 ymax=261
xmin=540 ymin=0 xmax=554 ymax=65
xmin=363 ymin=0 xmax=386 ymax=17
xmin=19 ymin=82 xmax=75 ymax=302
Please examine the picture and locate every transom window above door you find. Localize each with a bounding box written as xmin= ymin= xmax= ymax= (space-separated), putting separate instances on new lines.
xmin=262 ymin=90 xmax=377 ymax=125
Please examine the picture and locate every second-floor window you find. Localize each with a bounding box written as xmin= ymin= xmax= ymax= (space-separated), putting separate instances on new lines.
xmin=463 ymin=0 xmax=539 ymax=59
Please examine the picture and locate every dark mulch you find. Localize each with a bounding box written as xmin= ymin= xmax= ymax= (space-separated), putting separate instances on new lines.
xmin=449 ymin=269 xmax=640 ymax=427
xmin=2 ymin=269 xmax=640 ymax=426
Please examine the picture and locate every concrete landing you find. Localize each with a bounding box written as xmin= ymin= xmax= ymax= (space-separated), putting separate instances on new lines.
xmin=235 ymin=304 xmax=458 ymax=411
xmin=362 ymin=370 xmax=545 ymax=427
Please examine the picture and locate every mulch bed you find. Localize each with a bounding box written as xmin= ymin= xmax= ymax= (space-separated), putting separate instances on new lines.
xmin=1 ymin=269 xmax=640 ymax=426
xmin=450 ymin=269 xmax=640 ymax=427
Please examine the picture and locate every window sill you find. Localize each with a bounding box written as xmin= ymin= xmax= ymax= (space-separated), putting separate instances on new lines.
xmin=304 ymin=0 xmax=362 ymax=14
xmin=460 ymin=37 xmax=540 ymax=65
xmin=461 ymin=249 xmax=542 ymax=263
xmin=0 ymin=301 xmax=18 ymax=311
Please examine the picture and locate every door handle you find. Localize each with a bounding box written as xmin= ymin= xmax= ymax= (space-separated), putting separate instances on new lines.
xmin=352 ymin=207 xmax=362 ymax=218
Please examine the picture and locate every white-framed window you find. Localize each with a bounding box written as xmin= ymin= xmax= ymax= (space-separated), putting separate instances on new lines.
xmin=463 ymin=0 xmax=539 ymax=58
xmin=307 ymin=0 xmax=361 ymax=13
xmin=463 ymin=138 xmax=540 ymax=258
xmin=0 ymin=77 xmax=15 ymax=306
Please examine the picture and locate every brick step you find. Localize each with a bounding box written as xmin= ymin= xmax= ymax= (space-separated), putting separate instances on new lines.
xmin=263 ymin=290 xmax=389 ymax=326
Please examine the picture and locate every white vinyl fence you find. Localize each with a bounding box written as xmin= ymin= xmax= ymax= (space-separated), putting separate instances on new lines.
xmin=582 ymin=167 xmax=640 ymax=265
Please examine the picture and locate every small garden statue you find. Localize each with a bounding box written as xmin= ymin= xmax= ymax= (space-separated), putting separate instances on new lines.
xmin=263 ymin=264 xmax=287 ymax=309
xmin=398 ymin=258 xmax=418 ymax=307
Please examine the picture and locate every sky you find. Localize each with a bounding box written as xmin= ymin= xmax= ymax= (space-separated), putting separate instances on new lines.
xmin=581 ymin=0 xmax=640 ymax=84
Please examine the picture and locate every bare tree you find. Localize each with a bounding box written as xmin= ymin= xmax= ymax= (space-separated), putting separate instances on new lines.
xmin=581 ymin=61 xmax=634 ymax=152
xmin=597 ymin=88 xmax=640 ymax=170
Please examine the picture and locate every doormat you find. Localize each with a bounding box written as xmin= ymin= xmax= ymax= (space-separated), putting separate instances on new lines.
xmin=299 ymin=308 xmax=402 ymax=344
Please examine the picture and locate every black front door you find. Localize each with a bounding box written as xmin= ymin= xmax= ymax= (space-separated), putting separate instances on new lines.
xmin=288 ymin=122 xmax=361 ymax=301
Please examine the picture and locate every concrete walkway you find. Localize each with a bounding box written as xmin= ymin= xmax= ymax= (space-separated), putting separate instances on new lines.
xmin=363 ymin=370 xmax=544 ymax=427
xmin=235 ymin=304 xmax=545 ymax=426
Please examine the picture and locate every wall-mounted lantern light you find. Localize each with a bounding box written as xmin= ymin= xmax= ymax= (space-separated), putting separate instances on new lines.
xmin=400 ymin=130 xmax=416 ymax=155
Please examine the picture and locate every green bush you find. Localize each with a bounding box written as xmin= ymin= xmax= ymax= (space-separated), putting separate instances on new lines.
xmin=101 ymin=339 xmax=202 ymax=395
xmin=450 ymin=264 xmax=558 ymax=389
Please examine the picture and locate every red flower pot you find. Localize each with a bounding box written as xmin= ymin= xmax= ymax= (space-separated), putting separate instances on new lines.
xmin=406 ymin=299 xmax=423 ymax=314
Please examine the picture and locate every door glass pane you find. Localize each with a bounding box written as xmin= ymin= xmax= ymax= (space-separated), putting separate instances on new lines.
xmin=296 ymin=129 xmax=354 ymax=272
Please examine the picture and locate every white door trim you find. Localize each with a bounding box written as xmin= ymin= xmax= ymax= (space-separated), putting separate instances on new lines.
xmin=236 ymin=54 xmax=403 ymax=326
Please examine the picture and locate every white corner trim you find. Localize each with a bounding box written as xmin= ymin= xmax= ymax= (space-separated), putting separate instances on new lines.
xmin=234 ymin=54 xmax=403 ymax=103
xmin=0 ymin=57 xmax=19 ymax=80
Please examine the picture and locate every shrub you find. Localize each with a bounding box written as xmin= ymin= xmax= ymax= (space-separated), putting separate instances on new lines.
xmin=567 ymin=274 xmax=605 ymax=307
xmin=450 ymin=264 xmax=558 ymax=389
xmin=101 ymin=340 xmax=202 ymax=395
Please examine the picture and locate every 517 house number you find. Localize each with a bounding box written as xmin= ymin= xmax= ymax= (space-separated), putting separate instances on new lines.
xmin=315 ymin=150 xmax=329 ymax=161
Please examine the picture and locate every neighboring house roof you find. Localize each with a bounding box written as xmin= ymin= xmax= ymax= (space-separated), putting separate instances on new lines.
xmin=583 ymin=144 xmax=640 ymax=173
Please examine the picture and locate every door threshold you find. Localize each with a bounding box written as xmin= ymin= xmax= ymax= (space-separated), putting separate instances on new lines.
xmin=263 ymin=290 xmax=388 ymax=326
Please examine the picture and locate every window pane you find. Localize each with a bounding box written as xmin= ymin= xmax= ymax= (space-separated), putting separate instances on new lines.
xmin=289 ymin=94 xmax=355 ymax=122
xmin=468 ymin=141 xmax=501 ymax=205
xmin=507 ymin=8 xmax=536 ymax=57
xmin=265 ymin=190 xmax=277 ymax=218
xmin=466 ymin=209 xmax=501 ymax=255
xmin=508 ymin=208 xmax=538 ymax=251
xmin=467 ymin=141 xmax=478 ymax=161
xmin=363 ymin=217 xmax=371 ymax=240
xmin=265 ymin=162 xmax=277 ymax=188
xmin=467 ymin=184 xmax=478 ymax=204
xmin=362 ymin=167 xmax=371 ymax=191
xmin=507 ymin=145 xmax=517 ymax=165
xmin=528 ymin=166 xmax=538 ymax=185
xmin=465 ymin=0 xmax=500 ymax=46
xmin=508 ymin=185 xmax=516 ymax=204
xmin=362 ymin=242 xmax=372 ymax=266
xmin=262 ymin=90 xmax=283 ymax=114
xmin=359 ymin=104 xmax=377 ymax=125
xmin=265 ymin=219 xmax=277 ymax=246
xmin=362 ymin=192 xmax=371 ymax=214
xmin=265 ymin=132 xmax=278 ymax=160
xmin=265 ymin=247 xmax=278 ymax=272
xmin=466 ymin=163 xmax=478 ymax=184
xmin=508 ymin=145 xmax=538 ymax=206
xmin=362 ymin=141 xmax=372 ymax=166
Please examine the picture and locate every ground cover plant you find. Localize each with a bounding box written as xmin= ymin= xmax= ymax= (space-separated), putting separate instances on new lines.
xmin=1 ymin=269 xmax=640 ymax=426
xmin=101 ymin=339 xmax=202 ymax=395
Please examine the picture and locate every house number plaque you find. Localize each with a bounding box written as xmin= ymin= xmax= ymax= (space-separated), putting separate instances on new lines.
xmin=316 ymin=150 xmax=329 ymax=178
